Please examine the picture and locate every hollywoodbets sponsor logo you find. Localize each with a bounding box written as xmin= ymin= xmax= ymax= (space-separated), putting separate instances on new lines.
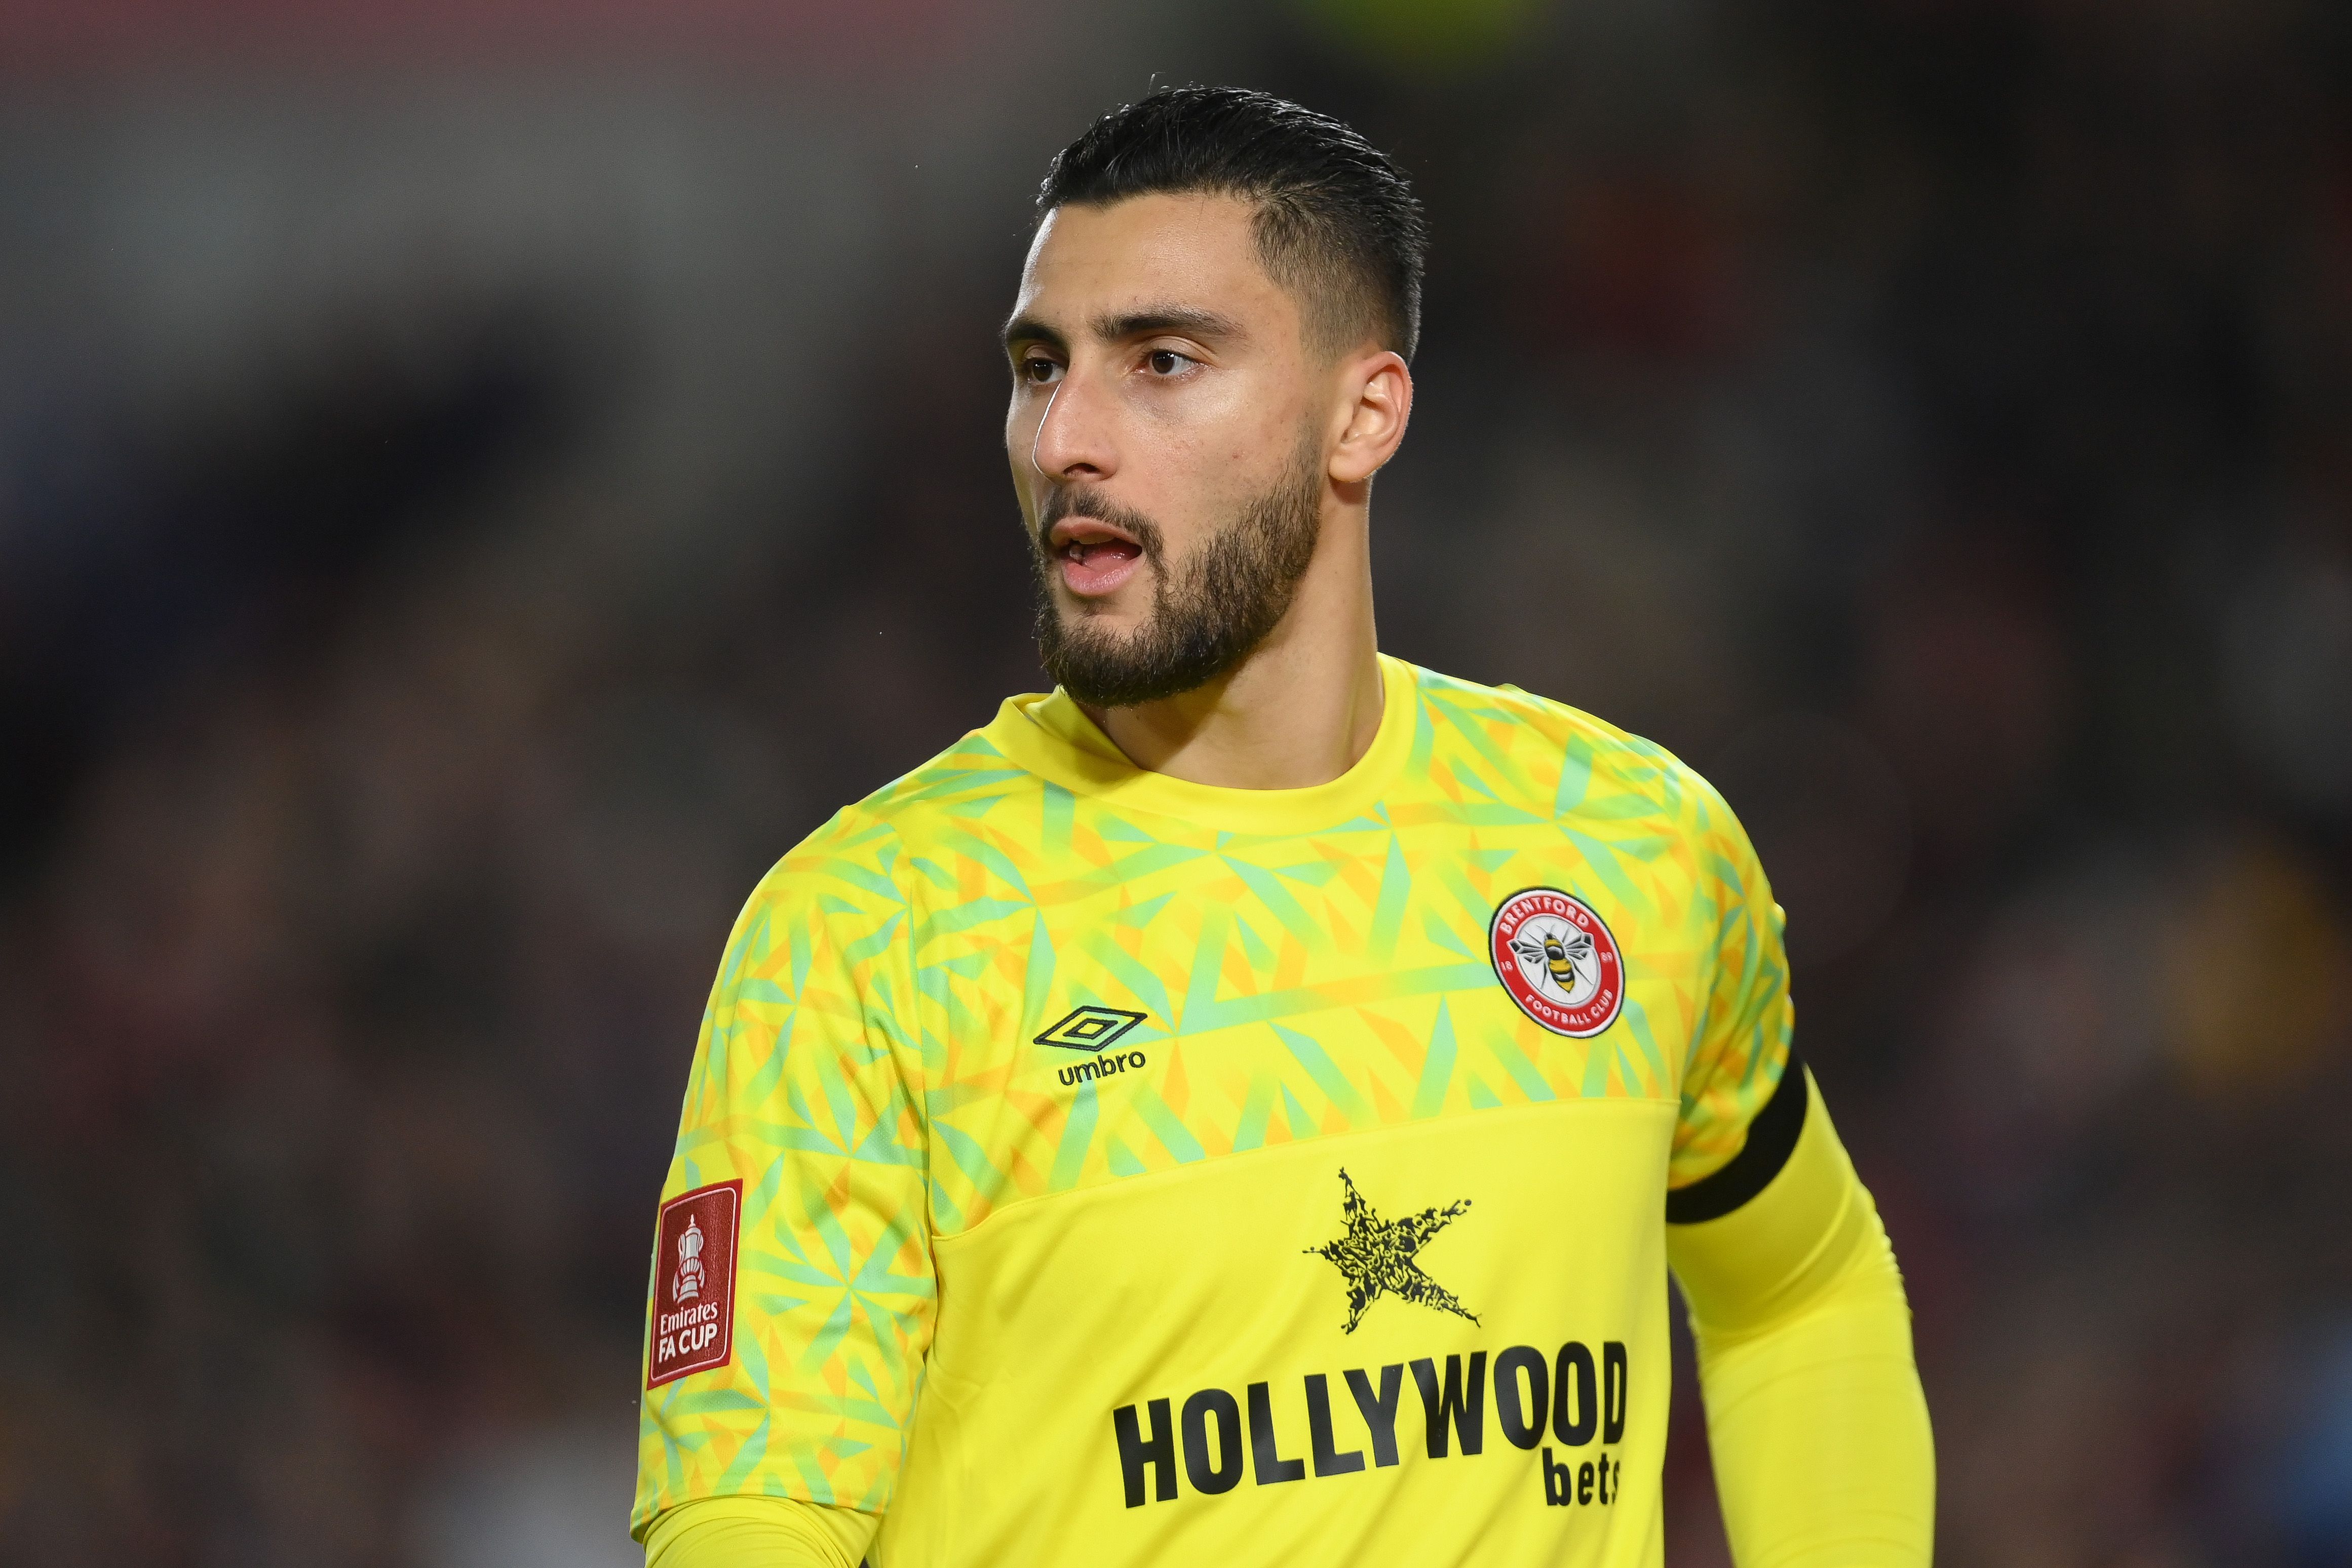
xmin=1305 ymin=1169 xmax=1477 ymax=1334
xmin=1110 ymin=1341 xmax=1629 ymax=1511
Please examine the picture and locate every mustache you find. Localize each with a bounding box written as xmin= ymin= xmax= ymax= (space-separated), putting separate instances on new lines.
xmin=1036 ymin=486 xmax=1167 ymax=560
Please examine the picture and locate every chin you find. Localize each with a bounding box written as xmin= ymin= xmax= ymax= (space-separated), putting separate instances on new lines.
xmin=1060 ymin=595 xmax=1146 ymax=629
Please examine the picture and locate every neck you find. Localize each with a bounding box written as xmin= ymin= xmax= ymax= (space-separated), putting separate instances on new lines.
xmin=1078 ymin=505 xmax=1384 ymax=791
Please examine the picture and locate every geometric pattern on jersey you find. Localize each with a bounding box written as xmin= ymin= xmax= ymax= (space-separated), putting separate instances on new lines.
xmin=634 ymin=655 xmax=1793 ymax=1555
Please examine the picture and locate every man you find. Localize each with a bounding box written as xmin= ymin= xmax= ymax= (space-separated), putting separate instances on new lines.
xmin=633 ymin=87 xmax=1934 ymax=1566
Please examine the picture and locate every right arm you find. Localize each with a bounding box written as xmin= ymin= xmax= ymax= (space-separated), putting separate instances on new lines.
xmin=643 ymin=1497 xmax=871 ymax=1568
xmin=632 ymin=822 xmax=932 ymax=1565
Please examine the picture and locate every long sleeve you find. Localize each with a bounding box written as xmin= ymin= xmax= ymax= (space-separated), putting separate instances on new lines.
xmin=1665 ymin=777 xmax=1933 ymax=1565
xmin=1667 ymin=1068 xmax=1935 ymax=1566
xmin=632 ymin=815 xmax=937 ymax=1547
xmin=642 ymin=1496 xmax=875 ymax=1568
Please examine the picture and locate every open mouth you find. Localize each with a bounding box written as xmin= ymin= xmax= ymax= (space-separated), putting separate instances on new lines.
xmin=1048 ymin=517 xmax=1145 ymax=597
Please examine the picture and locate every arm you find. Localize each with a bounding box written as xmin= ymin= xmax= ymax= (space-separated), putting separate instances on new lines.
xmin=1665 ymin=781 xmax=1933 ymax=1566
xmin=642 ymin=1497 xmax=873 ymax=1568
xmin=632 ymin=822 xmax=934 ymax=1563
xmin=1667 ymin=1063 xmax=1935 ymax=1567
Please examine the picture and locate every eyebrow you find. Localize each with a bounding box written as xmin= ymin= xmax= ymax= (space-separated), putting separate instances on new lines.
xmin=1000 ymin=303 xmax=1248 ymax=356
xmin=1000 ymin=313 xmax=1064 ymax=356
xmin=1092 ymin=304 xmax=1247 ymax=344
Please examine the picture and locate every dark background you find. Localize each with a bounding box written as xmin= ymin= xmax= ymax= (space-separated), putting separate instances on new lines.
xmin=3 ymin=1 xmax=2349 ymax=1563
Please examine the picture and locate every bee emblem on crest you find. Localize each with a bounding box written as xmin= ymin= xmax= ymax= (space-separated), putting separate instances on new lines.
xmin=1510 ymin=926 xmax=1594 ymax=997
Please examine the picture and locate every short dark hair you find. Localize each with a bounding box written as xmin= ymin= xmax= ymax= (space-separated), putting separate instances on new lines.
xmin=1037 ymin=86 xmax=1428 ymax=362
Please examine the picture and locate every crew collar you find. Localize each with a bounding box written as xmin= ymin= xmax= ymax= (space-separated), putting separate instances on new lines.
xmin=980 ymin=654 xmax=1419 ymax=837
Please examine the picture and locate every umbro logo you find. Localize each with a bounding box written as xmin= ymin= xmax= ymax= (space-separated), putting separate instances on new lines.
xmin=1035 ymin=1005 xmax=1147 ymax=1052
xmin=1039 ymin=1005 xmax=1151 ymax=1089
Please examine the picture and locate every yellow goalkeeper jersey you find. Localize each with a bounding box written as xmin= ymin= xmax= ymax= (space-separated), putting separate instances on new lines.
xmin=634 ymin=654 xmax=1796 ymax=1567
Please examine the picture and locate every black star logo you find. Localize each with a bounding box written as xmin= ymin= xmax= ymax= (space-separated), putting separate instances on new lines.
xmin=1304 ymin=1168 xmax=1480 ymax=1334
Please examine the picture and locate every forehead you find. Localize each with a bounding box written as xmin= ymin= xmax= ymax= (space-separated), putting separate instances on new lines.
xmin=1012 ymin=191 xmax=1295 ymax=334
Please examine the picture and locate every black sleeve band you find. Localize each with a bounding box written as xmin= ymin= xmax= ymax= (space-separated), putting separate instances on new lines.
xmin=1665 ymin=1049 xmax=1809 ymax=1226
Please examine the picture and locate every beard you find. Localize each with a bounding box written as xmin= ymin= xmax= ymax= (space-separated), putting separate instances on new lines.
xmin=1029 ymin=440 xmax=1324 ymax=710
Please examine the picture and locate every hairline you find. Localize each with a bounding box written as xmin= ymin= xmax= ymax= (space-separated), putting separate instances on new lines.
xmin=1039 ymin=186 xmax=1400 ymax=365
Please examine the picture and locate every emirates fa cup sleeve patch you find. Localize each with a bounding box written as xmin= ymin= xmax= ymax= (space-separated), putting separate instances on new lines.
xmin=647 ymin=1179 xmax=740 ymax=1388
xmin=1490 ymin=887 xmax=1626 ymax=1038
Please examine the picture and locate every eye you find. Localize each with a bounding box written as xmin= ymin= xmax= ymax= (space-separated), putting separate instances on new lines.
xmin=1145 ymin=348 xmax=1194 ymax=377
xmin=1019 ymin=355 xmax=1062 ymax=386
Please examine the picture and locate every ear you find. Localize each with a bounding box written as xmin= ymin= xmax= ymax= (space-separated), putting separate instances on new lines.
xmin=1327 ymin=349 xmax=1413 ymax=486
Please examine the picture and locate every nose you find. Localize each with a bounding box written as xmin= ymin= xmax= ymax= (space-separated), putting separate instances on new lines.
xmin=1027 ymin=364 xmax=1115 ymax=484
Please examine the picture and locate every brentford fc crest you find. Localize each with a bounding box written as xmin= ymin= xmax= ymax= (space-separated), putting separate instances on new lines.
xmin=1489 ymin=887 xmax=1625 ymax=1038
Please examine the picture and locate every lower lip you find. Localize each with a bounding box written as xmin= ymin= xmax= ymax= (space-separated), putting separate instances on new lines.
xmin=1059 ymin=545 xmax=1142 ymax=598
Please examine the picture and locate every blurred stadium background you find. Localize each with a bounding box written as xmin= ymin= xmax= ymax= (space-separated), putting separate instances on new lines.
xmin=3 ymin=0 xmax=2349 ymax=1563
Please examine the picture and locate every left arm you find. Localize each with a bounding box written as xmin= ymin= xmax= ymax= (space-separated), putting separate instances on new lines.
xmin=1664 ymin=787 xmax=1934 ymax=1565
xmin=1668 ymin=1061 xmax=1935 ymax=1567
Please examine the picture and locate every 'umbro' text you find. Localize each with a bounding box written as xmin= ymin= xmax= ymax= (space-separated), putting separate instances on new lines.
xmin=1059 ymin=1050 xmax=1146 ymax=1087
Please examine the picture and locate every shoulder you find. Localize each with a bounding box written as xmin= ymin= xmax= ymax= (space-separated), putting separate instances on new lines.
xmin=739 ymin=722 xmax=1047 ymax=925
xmin=1409 ymin=662 xmax=1742 ymax=841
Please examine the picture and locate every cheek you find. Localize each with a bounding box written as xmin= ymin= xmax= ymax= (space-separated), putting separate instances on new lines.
xmin=1125 ymin=441 xmax=1231 ymax=549
xmin=1138 ymin=396 xmax=1291 ymax=503
xmin=1200 ymin=387 xmax=1310 ymax=484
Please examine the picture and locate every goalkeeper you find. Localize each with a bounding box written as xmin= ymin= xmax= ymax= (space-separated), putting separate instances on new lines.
xmin=633 ymin=85 xmax=1934 ymax=1568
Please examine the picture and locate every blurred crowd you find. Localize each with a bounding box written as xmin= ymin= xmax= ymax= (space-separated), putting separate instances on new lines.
xmin=2 ymin=2 xmax=2348 ymax=1564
